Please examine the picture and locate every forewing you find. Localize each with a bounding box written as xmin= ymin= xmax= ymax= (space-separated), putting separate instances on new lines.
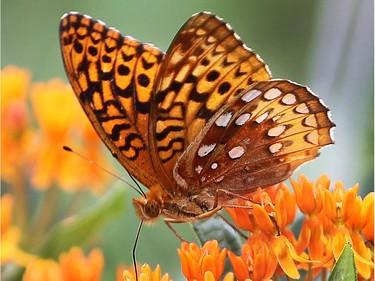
xmin=150 ymin=12 xmax=272 ymax=187
xmin=174 ymin=80 xmax=335 ymax=194
xmin=60 ymin=12 xmax=164 ymax=188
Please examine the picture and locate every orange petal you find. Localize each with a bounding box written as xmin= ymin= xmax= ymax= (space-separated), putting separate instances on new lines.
xmin=253 ymin=204 xmax=274 ymax=233
xmin=342 ymin=184 xmax=359 ymax=221
xmin=22 ymin=259 xmax=64 ymax=281
xmin=252 ymin=246 xmax=277 ymax=281
xmin=228 ymin=251 xmax=250 ymax=281
xmin=322 ymin=188 xmax=336 ymax=222
xmin=362 ymin=192 xmax=374 ymax=241
xmin=272 ymin=237 xmax=300 ymax=279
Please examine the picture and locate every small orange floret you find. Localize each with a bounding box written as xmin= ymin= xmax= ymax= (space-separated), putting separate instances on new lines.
xmin=123 ymin=264 xmax=171 ymax=281
xmin=178 ymin=240 xmax=227 ymax=281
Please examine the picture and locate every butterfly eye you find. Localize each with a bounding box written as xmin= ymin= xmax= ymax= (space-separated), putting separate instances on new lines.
xmin=144 ymin=200 xmax=161 ymax=218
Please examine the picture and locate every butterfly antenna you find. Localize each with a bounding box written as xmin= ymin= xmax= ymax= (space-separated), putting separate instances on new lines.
xmin=133 ymin=220 xmax=143 ymax=281
xmin=128 ymin=173 xmax=146 ymax=197
xmin=62 ymin=146 xmax=144 ymax=197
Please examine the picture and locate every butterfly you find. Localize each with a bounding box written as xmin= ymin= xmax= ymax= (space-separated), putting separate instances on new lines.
xmin=59 ymin=11 xmax=334 ymax=233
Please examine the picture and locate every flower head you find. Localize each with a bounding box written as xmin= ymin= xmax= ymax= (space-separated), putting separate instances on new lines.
xmin=292 ymin=175 xmax=374 ymax=279
xmin=59 ymin=247 xmax=104 ymax=281
xmin=123 ymin=264 xmax=172 ymax=281
xmin=177 ymin=240 xmax=232 ymax=281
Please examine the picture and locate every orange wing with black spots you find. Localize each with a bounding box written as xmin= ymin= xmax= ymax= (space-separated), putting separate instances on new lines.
xmin=150 ymin=12 xmax=272 ymax=188
xmin=60 ymin=12 xmax=164 ymax=187
xmin=60 ymin=12 xmax=334 ymax=207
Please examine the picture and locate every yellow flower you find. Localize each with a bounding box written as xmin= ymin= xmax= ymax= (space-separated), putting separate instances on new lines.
xmin=1 ymin=66 xmax=31 ymax=108
xmin=1 ymin=66 xmax=33 ymax=184
xmin=1 ymin=194 xmax=36 ymax=266
xmin=123 ymin=264 xmax=172 ymax=281
xmin=177 ymin=241 xmax=232 ymax=281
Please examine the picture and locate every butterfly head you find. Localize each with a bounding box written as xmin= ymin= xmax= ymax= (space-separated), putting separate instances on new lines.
xmin=132 ymin=184 xmax=165 ymax=224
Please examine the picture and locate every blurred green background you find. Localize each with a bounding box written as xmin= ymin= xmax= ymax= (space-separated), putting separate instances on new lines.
xmin=2 ymin=0 xmax=373 ymax=280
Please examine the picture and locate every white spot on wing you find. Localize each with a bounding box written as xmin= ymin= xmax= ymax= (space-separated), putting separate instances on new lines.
xmin=241 ymin=89 xmax=262 ymax=103
xmin=255 ymin=111 xmax=269 ymax=123
xmin=306 ymin=131 xmax=319 ymax=145
xmin=235 ymin=113 xmax=251 ymax=125
xmin=195 ymin=165 xmax=203 ymax=174
xmin=282 ymin=93 xmax=297 ymax=105
xmin=296 ymin=103 xmax=309 ymax=114
xmin=211 ymin=162 xmax=218 ymax=170
xmin=228 ymin=146 xmax=245 ymax=159
xmin=215 ymin=112 xmax=232 ymax=127
xmin=269 ymin=143 xmax=283 ymax=154
xmin=303 ymin=115 xmax=318 ymax=127
xmin=264 ymin=88 xmax=282 ymax=100
xmin=198 ymin=143 xmax=216 ymax=157
xmin=267 ymin=125 xmax=286 ymax=137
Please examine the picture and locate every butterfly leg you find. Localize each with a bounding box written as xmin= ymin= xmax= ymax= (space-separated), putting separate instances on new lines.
xmin=164 ymin=203 xmax=224 ymax=241
xmin=215 ymin=188 xmax=260 ymax=204
xmin=164 ymin=219 xmax=186 ymax=242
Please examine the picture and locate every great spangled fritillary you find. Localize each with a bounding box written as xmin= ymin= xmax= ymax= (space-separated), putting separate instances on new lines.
xmin=60 ymin=12 xmax=334 ymax=226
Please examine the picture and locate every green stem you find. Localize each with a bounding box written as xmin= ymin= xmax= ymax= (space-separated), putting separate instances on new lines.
xmin=25 ymin=186 xmax=60 ymax=250
xmin=11 ymin=168 xmax=29 ymax=229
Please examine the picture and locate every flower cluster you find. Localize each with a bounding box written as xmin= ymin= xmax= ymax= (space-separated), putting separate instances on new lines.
xmin=2 ymin=66 xmax=115 ymax=194
xmin=1 ymin=66 xmax=116 ymax=280
xmin=226 ymin=175 xmax=374 ymax=280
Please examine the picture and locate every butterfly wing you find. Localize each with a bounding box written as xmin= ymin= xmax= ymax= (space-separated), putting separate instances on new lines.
xmin=150 ymin=12 xmax=272 ymax=188
xmin=174 ymin=80 xmax=335 ymax=195
xmin=60 ymin=12 xmax=164 ymax=188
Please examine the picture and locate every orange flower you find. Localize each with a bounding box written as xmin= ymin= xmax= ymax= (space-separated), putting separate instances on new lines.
xmin=177 ymin=240 xmax=232 ymax=281
xmin=229 ymin=239 xmax=275 ymax=281
xmin=227 ymin=184 xmax=311 ymax=280
xmin=123 ymin=264 xmax=172 ymax=281
xmin=28 ymin=78 xmax=115 ymax=193
xmin=322 ymin=181 xmax=374 ymax=279
xmin=361 ymin=192 xmax=374 ymax=242
xmin=2 ymin=66 xmax=115 ymax=194
xmin=23 ymin=259 xmax=64 ymax=281
xmin=292 ymin=175 xmax=332 ymax=272
xmin=291 ymin=174 xmax=326 ymax=216
xmin=59 ymin=247 xmax=104 ymax=281
xmin=22 ymin=247 xmax=103 ymax=281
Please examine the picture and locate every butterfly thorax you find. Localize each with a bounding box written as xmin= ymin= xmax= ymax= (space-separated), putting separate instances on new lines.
xmin=132 ymin=183 xmax=217 ymax=224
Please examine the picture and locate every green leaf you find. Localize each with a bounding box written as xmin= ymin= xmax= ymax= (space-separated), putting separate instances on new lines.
xmin=328 ymin=243 xmax=357 ymax=281
xmin=38 ymin=183 xmax=128 ymax=259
